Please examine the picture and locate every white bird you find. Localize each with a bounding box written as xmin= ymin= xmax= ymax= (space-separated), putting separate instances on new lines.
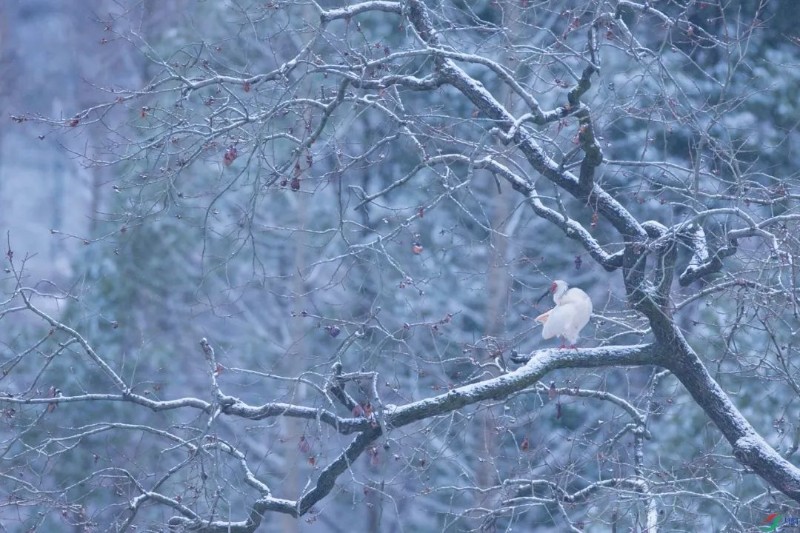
xmin=535 ymin=280 xmax=592 ymax=348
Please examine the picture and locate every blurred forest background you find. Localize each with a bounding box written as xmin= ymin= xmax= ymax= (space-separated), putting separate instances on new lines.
xmin=1 ymin=0 xmax=800 ymax=531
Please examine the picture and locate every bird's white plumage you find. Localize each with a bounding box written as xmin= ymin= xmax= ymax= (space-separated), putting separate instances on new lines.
xmin=535 ymin=280 xmax=592 ymax=345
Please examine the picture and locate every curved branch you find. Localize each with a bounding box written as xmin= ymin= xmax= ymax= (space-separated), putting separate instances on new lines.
xmin=677 ymin=223 xmax=737 ymax=286
xmin=319 ymin=1 xmax=402 ymax=23
xmin=222 ymin=401 xmax=369 ymax=434
xmin=480 ymin=158 xmax=621 ymax=271
xmin=660 ymin=327 xmax=800 ymax=503
xmin=387 ymin=344 xmax=659 ymax=428
xmin=404 ymin=0 xmax=647 ymax=243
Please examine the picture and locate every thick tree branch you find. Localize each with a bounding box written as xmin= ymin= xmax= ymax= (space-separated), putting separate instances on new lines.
xmin=481 ymin=158 xmax=621 ymax=271
xmin=658 ymin=326 xmax=800 ymax=503
xmin=387 ymin=344 xmax=659 ymax=428
xmin=642 ymin=220 xmax=676 ymax=308
xmin=404 ymin=0 xmax=647 ymax=244
xmin=319 ymin=1 xmax=402 ymax=24
xmin=678 ymin=223 xmax=737 ymax=286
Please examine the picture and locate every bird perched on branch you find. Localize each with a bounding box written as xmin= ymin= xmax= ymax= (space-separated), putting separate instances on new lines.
xmin=535 ymin=280 xmax=592 ymax=348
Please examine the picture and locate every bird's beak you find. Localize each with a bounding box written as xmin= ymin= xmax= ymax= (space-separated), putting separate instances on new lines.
xmin=536 ymin=287 xmax=550 ymax=304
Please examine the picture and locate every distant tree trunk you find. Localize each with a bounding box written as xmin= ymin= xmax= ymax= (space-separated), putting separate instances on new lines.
xmin=365 ymin=480 xmax=384 ymax=532
xmin=282 ymin=193 xmax=308 ymax=533
xmin=0 ymin=3 xmax=7 ymax=225
xmin=474 ymin=180 xmax=512 ymax=526
xmin=473 ymin=0 xmax=519 ymax=509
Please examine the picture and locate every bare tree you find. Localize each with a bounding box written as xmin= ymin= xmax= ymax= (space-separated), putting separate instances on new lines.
xmin=4 ymin=0 xmax=800 ymax=531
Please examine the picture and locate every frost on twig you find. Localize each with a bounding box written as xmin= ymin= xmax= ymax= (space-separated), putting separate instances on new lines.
xmin=678 ymin=223 xmax=737 ymax=286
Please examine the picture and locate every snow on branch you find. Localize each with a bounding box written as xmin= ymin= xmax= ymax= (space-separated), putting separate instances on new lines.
xmin=474 ymin=158 xmax=623 ymax=271
xmin=168 ymin=343 xmax=659 ymax=529
xmin=387 ymin=344 xmax=659 ymax=428
xmin=402 ymin=0 xmax=646 ymax=242
xmin=677 ymin=222 xmax=736 ymax=286
xmin=318 ymin=1 xmax=402 ymax=24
